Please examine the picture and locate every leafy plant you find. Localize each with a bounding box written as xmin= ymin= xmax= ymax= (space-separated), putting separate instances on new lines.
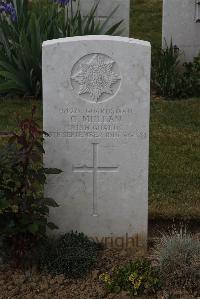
xmin=64 ymin=0 xmax=123 ymax=36
xmin=0 ymin=106 xmax=62 ymax=266
xmin=0 ymin=0 xmax=123 ymax=98
xmin=39 ymin=231 xmax=102 ymax=278
xmin=152 ymin=41 xmax=200 ymax=99
xmin=99 ymin=258 xmax=161 ymax=296
xmin=183 ymin=52 xmax=200 ymax=97
xmin=152 ymin=41 xmax=184 ymax=98
xmin=153 ymin=228 xmax=200 ymax=296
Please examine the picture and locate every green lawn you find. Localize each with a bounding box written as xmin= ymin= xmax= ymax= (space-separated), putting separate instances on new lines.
xmin=130 ymin=0 xmax=200 ymax=219
xmin=150 ymin=99 xmax=200 ymax=220
xmin=0 ymin=0 xmax=199 ymax=220
xmin=130 ymin=0 xmax=163 ymax=48
xmin=0 ymin=98 xmax=42 ymax=133
xmin=0 ymin=98 xmax=199 ymax=220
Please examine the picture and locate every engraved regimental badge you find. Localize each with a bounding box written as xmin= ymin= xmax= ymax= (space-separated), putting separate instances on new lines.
xmin=71 ymin=53 xmax=121 ymax=103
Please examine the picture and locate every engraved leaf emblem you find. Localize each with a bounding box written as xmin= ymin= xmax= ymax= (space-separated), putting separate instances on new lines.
xmin=71 ymin=55 xmax=121 ymax=102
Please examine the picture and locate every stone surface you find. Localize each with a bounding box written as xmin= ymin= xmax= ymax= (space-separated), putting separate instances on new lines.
xmin=68 ymin=0 xmax=130 ymax=37
xmin=162 ymin=0 xmax=200 ymax=61
xmin=43 ymin=35 xmax=151 ymax=249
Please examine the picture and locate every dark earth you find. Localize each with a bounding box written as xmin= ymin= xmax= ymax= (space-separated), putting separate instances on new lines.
xmin=0 ymin=220 xmax=199 ymax=299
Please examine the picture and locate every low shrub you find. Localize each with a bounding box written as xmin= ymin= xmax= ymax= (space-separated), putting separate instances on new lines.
xmin=99 ymin=258 xmax=161 ymax=296
xmin=183 ymin=53 xmax=200 ymax=97
xmin=0 ymin=106 xmax=62 ymax=267
xmin=39 ymin=232 xmax=102 ymax=278
xmin=152 ymin=41 xmax=184 ymax=98
xmin=152 ymin=41 xmax=200 ymax=98
xmin=153 ymin=228 xmax=200 ymax=296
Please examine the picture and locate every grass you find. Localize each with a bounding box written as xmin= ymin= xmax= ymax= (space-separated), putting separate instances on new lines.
xmin=0 ymin=97 xmax=199 ymax=220
xmin=149 ymin=99 xmax=200 ymax=220
xmin=0 ymin=0 xmax=199 ymax=220
xmin=130 ymin=0 xmax=200 ymax=219
xmin=0 ymin=98 xmax=42 ymax=133
xmin=130 ymin=0 xmax=163 ymax=48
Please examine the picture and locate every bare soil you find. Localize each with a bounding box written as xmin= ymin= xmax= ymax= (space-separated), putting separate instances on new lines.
xmin=0 ymin=221 xmax=199 ymax=299
xmin=0 ymin=248 xmax=137 ymax=299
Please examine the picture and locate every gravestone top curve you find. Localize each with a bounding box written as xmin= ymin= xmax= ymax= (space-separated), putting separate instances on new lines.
xmin=43 ymin=35 xmax=151 ymax=250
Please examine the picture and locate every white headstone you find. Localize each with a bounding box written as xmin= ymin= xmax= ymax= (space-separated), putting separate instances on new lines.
xmin=162 ymin=0 xmax=200 ymax=61
xmin=69 ymin=0 xmax=130 ymax=37
xmin=43 ymin=36 xmax=151 ymax=250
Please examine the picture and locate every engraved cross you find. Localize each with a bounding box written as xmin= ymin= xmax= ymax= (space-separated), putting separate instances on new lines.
xmin=73 ymin=143 xmax=119 ymax=216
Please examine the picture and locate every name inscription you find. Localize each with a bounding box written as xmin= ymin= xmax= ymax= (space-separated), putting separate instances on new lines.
xmin=48 ymin=106 xmax=147 ymax=139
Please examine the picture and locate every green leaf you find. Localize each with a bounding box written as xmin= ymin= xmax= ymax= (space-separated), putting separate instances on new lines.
xmin=28 ymin=223 xmax=39 ymax=234
xmin=98 ymin=5 xmax=120 ymax=33
xmin=35 ymin=141 xmax=45 ymax=153
xmin=43 ymin=131 xmax=49 ymax=137
xmin=0 ymin=198 xmax=10 ymax=210
xmin=43 ymin=197 xmax=59 ymax=207
xmin=105 ymin=20 xmax=124 ymax=35
xmin=113 ymin=286 xmax=121 ymax=294
xmin=47 ymin=222 xmax=59 ymax=230
xmin=44 ymin=168 xmax=62 ymax=174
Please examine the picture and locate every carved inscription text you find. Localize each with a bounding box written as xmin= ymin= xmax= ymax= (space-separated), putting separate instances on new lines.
xmin=48 ymin=106 xmax=147 ymax=139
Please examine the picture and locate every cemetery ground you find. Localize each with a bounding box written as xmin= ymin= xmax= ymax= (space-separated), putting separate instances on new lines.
xmin=0 ymin=97 xmax=199 ymax=297
xmin=0 ymin=1 xmax=199 ymax=299
xmin=0 ymin=97 xmax=199 ymax=221
xmin=0 ymin=0 xmax=199 ymax=222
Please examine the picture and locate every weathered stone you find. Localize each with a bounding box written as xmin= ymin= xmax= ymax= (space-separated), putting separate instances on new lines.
xmin=69 ymin=0 xmax=130 ymax=36
xmin=162 ymin=0 xmax=200 ymax=61
xmin=43 ymin=35 xmax=151 ymax=250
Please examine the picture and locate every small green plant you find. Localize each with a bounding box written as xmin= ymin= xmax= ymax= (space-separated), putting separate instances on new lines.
xmin=39 ymin=231 xmax=102 ymax=278
xmin=152 ymin=41 xmax=200 ymax=99
xmin=152 ymin=41 xmax=184 ymax=98
xmin=0 ymin=0 xmax=123 ymax=98
xmin=153 ymin=228 xmax=200 ymax=296
xmin=0 ymin=106 xmax=62 ymax=267
xmin=99 ymin=258 xmax=161 ymax=296
xmin=183 ymin=52 xmax=200 ymax=97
